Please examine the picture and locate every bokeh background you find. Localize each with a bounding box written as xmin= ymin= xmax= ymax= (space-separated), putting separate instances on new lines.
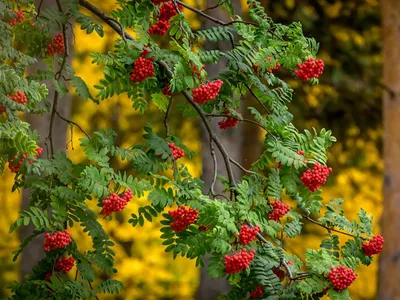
xmin=0 ymin=0 xmax=384 ymax=299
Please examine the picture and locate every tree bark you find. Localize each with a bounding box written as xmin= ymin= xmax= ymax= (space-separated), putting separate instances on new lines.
xmin=196 ymin=1 xmax=243 ymax=299
xmin=19 ymin=0 xmax=72 ymax=281
xmin=378 ymin=0 xmax=400 ymax=299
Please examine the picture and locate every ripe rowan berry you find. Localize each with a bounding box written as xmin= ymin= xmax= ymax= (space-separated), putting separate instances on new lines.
xmin=159 ymin=2 xmax=183 ymax=21
xmin=101 ymin=189 xmax=132 ymax=216
xmin=7 ymin=90 xmax=27 ymax=105
xmin=168 ymin=206 xmax=199 ymax=232
xmin=55 ymin=257 xmax=75 ymax=273
xmin=162 ymin=83 xmax=172 ymax=96
xmin=148 ymin=19 xmax=170 ymax=35
xmin=268 ymin=200 xmax=290 ymax=221
xmin=43 ymin=230 xmax=72 ymax=251
xmin=192 ymin=79 xmax=223 ymax=104
xmin=4 ymin=11 xmax=24 ymax=26
xmin=294 ymin=58 xmax=324 ymax=81
xmin=301 ymin=162 xmax=332 ymax=192
xmin=250 ymin=285 xmax=263 ymax=298
xmin=238 ymin=225 xmax=259 ymax=245
xmin=45 ymin=33 xmax=65 ymax=56
xmin=8 ymin=146 xmax=42 ymax=173
xmin=130 ymin=51 xmax=155 ymax=82
xmin=167 ymin=142 xmax=184 ymax=159
xmin=224 ymin=248 xmax=256 ymax=274
xmin=362 ymin=234 xmax=384 ymax=256
xmin=328 ymin=266 xmax=357 ymax=291
xmin=218 ymin=110 xmax=239 ymax=130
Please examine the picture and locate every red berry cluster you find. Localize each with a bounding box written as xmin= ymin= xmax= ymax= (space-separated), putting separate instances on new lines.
xmin=273 ymin=260 xmax=293 ymax=279
xmin=192 ymin=79 xmax=223 ymax=104
xmin=238 ymin=225 xmax=260 ymax=245
xmin=45 ymin=33 xmax=65 ymax=56
xmin=43 ymin=230 xmax=72 ymax=252
xmin=130 ymin=50 xmax=155 ymax=82
xmin=100 ymin=189 xmax=133 ymax=216
xmin=362 ymin=234 xmax=384 ymax=256
xmin=168 ymin=142 xmax=184 ymax=159
xmin=162 ymin=83 xmax=172 ymax=96
xmin=7 ymin=90 xmax=27 ymax=105
xmin=218 ymin=110 xmax=239 ymax=130
xmin=224 ymin=248 xmax=256 ymax=274
xmin=0 ymin=104 xmax=5 ymax=114
xmin=148 ymin=2 xmax=183 ymax=35
xmin=168 ymin=206 xmax=199 ymax=232
xmin=294 ymin=58 xmax=324 ymax=81
xmin=268 ymin=200 xmax=290 ymax=221
xmin=301 ymin=162 xmax=332 ymax=192
xmin=148 ymin=19 xmax=170 ymax=35
xmin=253 ymin=56 xmax=280 ymax=73
xmin=250 ymin=285 xmax=263 ymax=298
xmin=55 ymin=257 xmax=75 ymax=273
xmin=8 ymin=147 xmax=43 ymax=173
xmin=328 ymin=266 xmax=357 ymax=291
xmin=5 ymin=11 xmax=24 ymax=26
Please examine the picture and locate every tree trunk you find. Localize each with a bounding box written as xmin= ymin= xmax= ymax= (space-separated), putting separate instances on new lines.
xmin=378 ymin=1 xmax=400 ymax=299
xmin=196 ymin=1 xmax=242 ymax=299
xmin=19 ymin=0 xmax=72 ymax=281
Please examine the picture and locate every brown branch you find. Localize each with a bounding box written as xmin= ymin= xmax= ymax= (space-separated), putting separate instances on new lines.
xmin=202 ymin=1 xmax=224 ymax=12
xmin=55 ymin=110 xmax=91 ymax=139
xmin=164 ymin=98 xmax=172 ymax=137
xmin=209 ymin=140 xmax=218 ymax=196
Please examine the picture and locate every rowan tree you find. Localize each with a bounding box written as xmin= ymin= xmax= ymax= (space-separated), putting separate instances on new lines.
xmin=0 ymin=0 xmax=382 ymax=299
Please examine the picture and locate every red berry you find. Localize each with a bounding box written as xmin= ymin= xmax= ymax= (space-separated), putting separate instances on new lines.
xmin=268 ymin=200 xmax=290 ymax=221
xmin=238 ymin=225 xmax=260 ymax=245
xmin=43 ymin=230 xmax=72 ymax=251
xmin=162 ymin=83 xmax=173 ymax=96
xmin=159 ymin=2 xmax=183 ymax=21
xmin=187 ymin=62 xmax=205 ymax=78
xmin=362 ymin=234 xmax=384 ymax=256
xmin=55 ymin=257 xmax=75 ymax=273
xmin=294 ymin=58 xmax=324 ymax=81
xmin=224 ymin=248 xmax=256 ymax=274
xmin=167 ymin=142 xmax=184 ymax=160
xmin=152 ymin=0 xmax=169 ymax=4
xmin=45 ymin=33 xmax=65 ymax=56
xmin=218 ymin=110 xmax=239 ymax=130
xmin=130 ymin=50 xmax=155 ymax=82
xmin=168 ymin=206 xmax=199 ymax=232
xmin=192 ymin=79 xmax=223 ymax=104
xmin=148 ymin=19 xmax=170 ymax=35
xmin=100 ymin=189 xmax=132 ymax=216
xmin=7 ymin=90 xmax=27 ymax=105
xmin=8 ymin=146 xmax=42 ymax=173
xmin=328 ymin=266 xmax=357 ymax=291
xmin=44 ymin=272 xmax=53 ymax=281
xmin=250 ymin=285 xmax=263 ymax=298
xmin=253 ymin=56 xmax=280 ymax=74
xmin=301 ymin=162 xmax=332 ymax=192
xmin=4 ymin=11 xmax=24 ymax=26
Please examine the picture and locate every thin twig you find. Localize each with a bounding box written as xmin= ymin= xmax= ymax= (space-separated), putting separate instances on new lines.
xmin=176 ymin=0 xmax=257 ymax=27
xmin=55 ymin=110 xmax=91 ymax=139
xmin=202 ymin=1 xmax=224 ymax=12
xmin=301 ymin=214 xmax=365 ymax=240
xmin=243 ymin=82 xmax=271 ymax=115
xmin=164 ymin=98 xmax=173 ymax=137
xmin=87 ymin=280 xmax=99 ymax=300
xmin=209 ymin=140 xmax=217 ymax=196
xmin=229 ymin=157 xmax=259 ymax=176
